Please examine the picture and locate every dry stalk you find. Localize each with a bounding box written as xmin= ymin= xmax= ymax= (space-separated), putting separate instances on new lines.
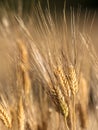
xmin=18 ymin=97 xmax=25 ymax=130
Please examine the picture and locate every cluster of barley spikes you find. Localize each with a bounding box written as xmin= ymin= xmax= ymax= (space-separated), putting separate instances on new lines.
xmin=0 ymin=4 xmax=98 ymax=130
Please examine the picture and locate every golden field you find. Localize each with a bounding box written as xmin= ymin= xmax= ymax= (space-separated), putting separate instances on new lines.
xmin=0 ymin=5 xmax=98 ymax=130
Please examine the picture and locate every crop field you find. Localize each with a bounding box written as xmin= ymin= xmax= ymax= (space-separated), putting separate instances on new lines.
xmin=0 ymin=2 xmax=98 ymax=130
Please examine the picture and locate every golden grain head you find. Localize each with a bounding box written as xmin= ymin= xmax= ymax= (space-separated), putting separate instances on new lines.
xmin=52 ymin=86 xmax=69 ymax=118
xmin=0 ymin=104 xmax=12 ymax=128
xmin=54 ymin=65 xmax=71 ymax=98
xmin=68 ymin=65 xmax=78 ymax=95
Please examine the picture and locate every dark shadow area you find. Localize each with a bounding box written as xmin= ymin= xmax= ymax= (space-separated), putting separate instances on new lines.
xmin=0 ymin=0 xmax=98 ymax=12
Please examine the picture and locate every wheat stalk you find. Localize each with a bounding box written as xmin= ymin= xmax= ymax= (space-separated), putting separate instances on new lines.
xmin=17 ymin=39 xmax=31 ymax=96
xmin=50 ymin=86 xmax=69 ymax=130
xmin=0 ymin=104 xmax=12 ymax=128
xmin=77 ymin=73 xmax=89 ymax=129
xmin=54 ymin=65 xmax=71 ymax=98
xmin=68 ymin=65 xmax=78 ymax=95
xmin=18 ymin=97 xmax=25 ymax=130
xmin=67 ymin=65 xmax=78 ymax=130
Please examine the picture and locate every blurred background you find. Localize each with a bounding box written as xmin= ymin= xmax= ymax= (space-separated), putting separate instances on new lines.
xmin=0 ymin=0 xmax=98 ymax=13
